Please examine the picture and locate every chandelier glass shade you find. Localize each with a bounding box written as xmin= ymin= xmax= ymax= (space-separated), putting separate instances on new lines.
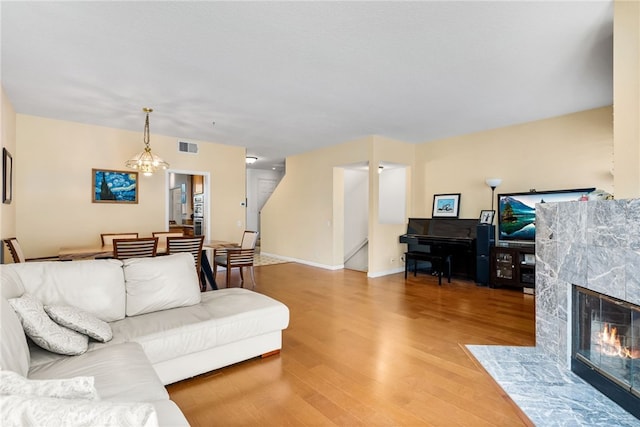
xmin=125 ymin=108 xmax=169 ymax=176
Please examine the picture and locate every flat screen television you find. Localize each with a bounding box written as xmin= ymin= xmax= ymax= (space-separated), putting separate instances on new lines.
xmin=497 ymin=188 xmax=595 ymax=244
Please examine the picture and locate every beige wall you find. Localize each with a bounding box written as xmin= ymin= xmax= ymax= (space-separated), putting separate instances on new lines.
xmin=1 ymin=87 xmax=17 ymax=262
xmin=414 ymin=107 xmax=614 ymax=219
xmin=15 ymin=115 xmax=246 ymax=258
xmin=261 ymin=137 xmax=371 ymax=267
xmin=613 ymin=0 xmax=640 ymax=198
xmin=261 ymin=135 xmax=416 ymax=275
xmin=368 ymin=136 xmax=415 ymax=275
xmin=262 ymin=107 xmax=614 ymax=275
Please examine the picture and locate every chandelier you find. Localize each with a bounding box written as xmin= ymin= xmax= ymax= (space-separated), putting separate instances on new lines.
xmin=125 ymin=107 xmax=169 ymax=176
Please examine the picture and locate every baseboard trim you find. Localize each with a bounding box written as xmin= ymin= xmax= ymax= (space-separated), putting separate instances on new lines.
xmin=259 ymin=252 xmax=343 ymax=270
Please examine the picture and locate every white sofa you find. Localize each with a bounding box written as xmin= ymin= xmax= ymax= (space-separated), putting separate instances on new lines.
xmin=0 ymin=253 xmax=290 ymax=426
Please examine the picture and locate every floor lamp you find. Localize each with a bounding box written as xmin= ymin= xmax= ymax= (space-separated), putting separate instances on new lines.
xmin=485 ymin=178 xmax=502 ymax=211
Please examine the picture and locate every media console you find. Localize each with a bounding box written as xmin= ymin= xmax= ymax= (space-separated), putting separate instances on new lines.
xmin=489 ymin=245 xmax=535 ymax=290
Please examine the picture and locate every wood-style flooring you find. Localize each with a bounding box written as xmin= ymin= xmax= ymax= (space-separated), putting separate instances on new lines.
xmin=167 ymin=263 xmax=536 ymax=426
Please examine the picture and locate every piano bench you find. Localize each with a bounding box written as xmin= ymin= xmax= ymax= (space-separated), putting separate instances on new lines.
xmin=404 ymin=251 xmax=452 ymax=285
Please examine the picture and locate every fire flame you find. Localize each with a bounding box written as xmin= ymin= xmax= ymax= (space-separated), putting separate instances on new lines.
xmin=597 ymin=323 xmax=640 ymax=359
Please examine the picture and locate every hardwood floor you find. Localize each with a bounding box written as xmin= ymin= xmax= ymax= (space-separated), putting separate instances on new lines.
xmin=167 ymin=263 xmax=536 ymax=426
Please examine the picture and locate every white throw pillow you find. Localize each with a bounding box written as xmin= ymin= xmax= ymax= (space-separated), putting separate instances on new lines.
xmin=44 ymin=305 xmax=113 ymax=342
xmin=123 ymin=253 xmax=201 ymax=316
xmin=8 ymin=293 xmax=88 ymax=356
xmin=0 ymin=370 xmax=98 ymax=400
xmin=0 ymin=395 xmax=159 ymax=427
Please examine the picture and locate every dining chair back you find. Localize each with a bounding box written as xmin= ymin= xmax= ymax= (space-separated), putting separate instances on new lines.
xmin=113 ymin=237 xmax=158 ymax=260
xmin=152 ymin=231 xmax=184 ymax=248
xmin=101 ymin=232 xmax=139 ymax=246
xmin=167 ymin=236 xmax=205 ymax=291
xmin=3 ymin=238 xmax=26 ymax=263
xmin=214 ymin=248 xmax=256 ymax=288
xmin=240 ymin=231 xmax=259 ymax=249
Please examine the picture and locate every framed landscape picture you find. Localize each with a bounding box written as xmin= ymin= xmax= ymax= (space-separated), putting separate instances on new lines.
xmin=92 ymin=169 xmax=138 ymax=203
xmin=432 ymin=193 xmax=460 ymax=218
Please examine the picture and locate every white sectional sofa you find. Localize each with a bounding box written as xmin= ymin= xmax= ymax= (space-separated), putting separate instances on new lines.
xmin=0 ymin=253 xmax=290 ymax=426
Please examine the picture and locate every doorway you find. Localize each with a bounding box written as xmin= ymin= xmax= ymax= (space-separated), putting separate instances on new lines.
xmin=166 ymin=170 xmax=209 ymax=240
xmin=342 ymin=165 xmax=369 ymax=272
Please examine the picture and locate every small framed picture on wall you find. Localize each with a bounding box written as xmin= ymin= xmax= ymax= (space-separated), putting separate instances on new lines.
xmin=432 ymin=193 xmax=460 ymax=218
xmin=479 ymin=209 xmax=495 ymax=225
xmin=3 ymin=148 xmax=12 ymax=204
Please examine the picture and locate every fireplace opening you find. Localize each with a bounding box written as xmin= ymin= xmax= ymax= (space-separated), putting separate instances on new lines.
xmin=572 ymin=286 xmax=640 ymax=419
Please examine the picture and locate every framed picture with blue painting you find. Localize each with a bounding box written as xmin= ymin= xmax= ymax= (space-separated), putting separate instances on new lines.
xmin=92 ymin=169 xmax=138 ymax=203
xmin=432 ymin=193 xmax=460 ymax=218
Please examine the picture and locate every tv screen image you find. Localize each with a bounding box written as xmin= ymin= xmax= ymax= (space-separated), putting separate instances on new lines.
xmin=497 ymin=188 xmax=594 ymax=242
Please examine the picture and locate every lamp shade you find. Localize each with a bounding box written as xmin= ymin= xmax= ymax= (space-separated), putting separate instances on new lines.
xmin=125 ymin=147 xmax=169 ymax=177
xmin=485 ymin=178 xmax=502 ymax=189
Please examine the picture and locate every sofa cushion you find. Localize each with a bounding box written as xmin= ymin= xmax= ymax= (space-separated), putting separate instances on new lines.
xmin=0 ymin=265 xmax=25 ymax=300
xmin=8 ymin=293 xmax=88 ymax=356
xmin=150 ymin=400 xmax=190 ymax=427
xmin=45 ymin=305 xmax=113 ymax=342
xmin=28 ymin=342 xmax=169 ymax=403
xmin=88 ymin=288 xmax=289 ymax=365
xmin=0 ymin=298 xmax=30 ymax=376
xmin=123 ymin=253 xmax=201 ymax=316
xmin=0 ymin=395 xmax=158 ymax=427
xmin=0 ymin=370 xmax=98 ymax=400
xmin=1 ymin=259 xmax=126 ymax=322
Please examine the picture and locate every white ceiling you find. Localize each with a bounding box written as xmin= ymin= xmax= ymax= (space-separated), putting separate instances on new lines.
xmin=1 ymin=1 xmax=613 ymax=170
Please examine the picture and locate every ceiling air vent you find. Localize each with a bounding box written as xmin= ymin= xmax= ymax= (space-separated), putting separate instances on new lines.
xmin=178 ymin=141 xmax=198 ymax=154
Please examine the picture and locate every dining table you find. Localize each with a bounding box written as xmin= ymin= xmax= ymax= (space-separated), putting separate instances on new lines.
xmin=58 ymin=240 xmax=238 ymax=291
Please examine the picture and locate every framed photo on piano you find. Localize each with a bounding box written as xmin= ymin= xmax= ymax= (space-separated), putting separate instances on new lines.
xmin=432 ymin=193 xmax=460 ymax=218
xmin=479 ymin=209 xmax=495 ymax=224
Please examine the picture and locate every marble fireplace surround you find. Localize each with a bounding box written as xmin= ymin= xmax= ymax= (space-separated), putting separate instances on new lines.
xmin=467 ymin=198 xmax=640 ymax=425
xmin=536 ymin=198 xmax=640 ymax=367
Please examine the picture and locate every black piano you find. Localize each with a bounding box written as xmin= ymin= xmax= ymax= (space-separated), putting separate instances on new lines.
xmin=399 ymin=218 xmax=478 ymax=280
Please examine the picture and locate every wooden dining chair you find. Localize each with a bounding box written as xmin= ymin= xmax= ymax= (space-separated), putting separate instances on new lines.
xmin=213 ymin=248 xmax=256 ymax=288
xmin=112 ymin=237 xmax=158 ymax=260
xmin=167 ymin=236 xmax=205 ymax=291
xmin=152 ymin=231 xmax=184 ymax=249
xmin=3 ymin=238 xmax=26 ymax=263
xmin=101 ymin=232 xmax=139 ymax=246
xmin=212 ymin=230 xmax=258 ymax=262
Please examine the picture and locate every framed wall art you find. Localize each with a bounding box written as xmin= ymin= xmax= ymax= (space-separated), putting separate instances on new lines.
xmin=432 ymin=193 xmax=460 ymax=218
xmin=92 ymin=169 xmax=138 ymax=203
xmin=3 ymin=148 xmax=13 ymax=204
xmin=479 ymin=209 xmax=495 ymax=224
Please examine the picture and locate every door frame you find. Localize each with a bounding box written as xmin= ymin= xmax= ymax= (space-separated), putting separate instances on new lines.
xmin=165 ymin=169 xmax=211 ymax=240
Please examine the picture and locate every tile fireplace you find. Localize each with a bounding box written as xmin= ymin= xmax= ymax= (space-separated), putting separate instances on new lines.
xmin=468 ymin=198 xmax=640 ymax=424
xmin=536 ymin=198 xmax=640 ymax=420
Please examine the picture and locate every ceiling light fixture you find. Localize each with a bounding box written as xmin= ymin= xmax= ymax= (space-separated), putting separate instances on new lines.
xmin=125 ymin=108 xmax=169 ymax=176
xmin=246 ymin=156 xmax=258 ymax=164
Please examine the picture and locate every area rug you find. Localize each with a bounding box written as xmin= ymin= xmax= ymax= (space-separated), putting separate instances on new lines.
xmin=254 ymin=253 xmax=289 ymax=267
